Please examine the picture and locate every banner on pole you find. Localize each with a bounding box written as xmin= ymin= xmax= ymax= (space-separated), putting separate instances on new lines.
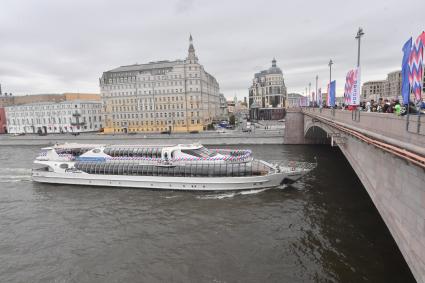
xmin=317 ymin=88 xmax=322 ymax=107
xmin=401 ymin=37 xmax=413 ymax=105
xmin=409 ymin=31 xmax=425 ymax=101
xmin=327 ymin=82 xmax=336 ymax=106
xmin=326 ymin=84 xmax=330 ymax=106
xmin=326 ymin=81 xmax=336 ymax=107
xmin=298 ymin=96 xmax=308 ymax=107
xmin=344 ymin=68 xmax=361 ymax=105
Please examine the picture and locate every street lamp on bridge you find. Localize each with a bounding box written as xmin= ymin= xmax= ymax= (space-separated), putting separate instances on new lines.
xmin=315 ymin=75 xmax=318 ymax=106
xmin=355 ymin=27 xmax=365 ymax=67
xmin=328 ymin=59 xmax=333 ymax=85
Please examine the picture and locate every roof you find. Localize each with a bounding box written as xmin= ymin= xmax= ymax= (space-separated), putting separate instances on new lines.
xmin=287 ymin=93 xmax=304 ymax=98
xmin=254 ymin=59 xmax=283 ymax=78
xmin=5 ymin=100 xmax=101 ymax=109
xmin=363 ymin=80 xmax=387 ymax=85
xmin=107 ymin=60 xmax=182 ymax=73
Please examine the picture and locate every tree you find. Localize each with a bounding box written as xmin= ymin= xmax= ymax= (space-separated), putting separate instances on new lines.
xmin=229 ymin=114 xmax=235 ymax=125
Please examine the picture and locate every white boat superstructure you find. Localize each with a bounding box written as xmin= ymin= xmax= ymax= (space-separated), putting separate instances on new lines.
xmin=32 ymin=143 xmax=316 ymax=191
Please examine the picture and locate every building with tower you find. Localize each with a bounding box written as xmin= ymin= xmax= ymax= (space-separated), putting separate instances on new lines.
xmin=248 ymin=58 xmax=287 ymax=121
xmin=99 ymin=35 xmax=221 ymax=134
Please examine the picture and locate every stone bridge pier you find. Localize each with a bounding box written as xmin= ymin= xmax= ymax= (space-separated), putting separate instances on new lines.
xmin=284 ymin=107 xmax=425 ymax=282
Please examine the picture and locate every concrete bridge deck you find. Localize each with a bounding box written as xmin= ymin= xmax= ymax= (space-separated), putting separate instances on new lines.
xmin=284 ymin=108 xmax=425 ymax=282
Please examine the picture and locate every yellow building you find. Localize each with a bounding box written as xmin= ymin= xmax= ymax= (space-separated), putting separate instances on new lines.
xmin=64 ymin=93 xmax=101 ymax=101
xmin=99 ymin=35 xmax=221 ymax=134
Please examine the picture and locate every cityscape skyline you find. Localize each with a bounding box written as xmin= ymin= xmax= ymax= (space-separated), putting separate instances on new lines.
xmin=0 ymin=0 xmax=424 ymax=99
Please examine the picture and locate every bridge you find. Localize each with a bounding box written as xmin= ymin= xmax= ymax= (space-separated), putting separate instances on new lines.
xmin=284 ymin=108 xmax=425 ymax=282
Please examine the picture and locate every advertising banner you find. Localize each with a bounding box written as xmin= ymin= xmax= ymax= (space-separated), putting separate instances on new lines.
xmin=344 ymin=68 xmax=360 ymax=105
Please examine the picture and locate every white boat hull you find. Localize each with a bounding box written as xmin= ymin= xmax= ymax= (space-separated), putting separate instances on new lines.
xmin=32 ymin=170 xmax=289 ymax=191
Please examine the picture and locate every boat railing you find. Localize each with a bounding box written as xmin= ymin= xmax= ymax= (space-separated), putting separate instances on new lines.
xmin=103 ymin=154 xmax=253 ymax=163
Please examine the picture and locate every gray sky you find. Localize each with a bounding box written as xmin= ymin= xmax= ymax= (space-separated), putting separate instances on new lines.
xmin=0 ymin=0 xmax=424 ymax=99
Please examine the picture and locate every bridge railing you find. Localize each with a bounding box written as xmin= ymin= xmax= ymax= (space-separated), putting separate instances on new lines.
xmin=302 ymin=108 xmax=425 ymax=149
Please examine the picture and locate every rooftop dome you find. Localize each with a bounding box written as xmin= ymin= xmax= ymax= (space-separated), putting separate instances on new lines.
xmin=268 ymin=58 xmax=282 ymax=74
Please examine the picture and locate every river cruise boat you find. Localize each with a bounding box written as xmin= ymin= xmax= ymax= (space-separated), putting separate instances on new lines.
xmin=32 ymin=143 xmax=316 ymax=191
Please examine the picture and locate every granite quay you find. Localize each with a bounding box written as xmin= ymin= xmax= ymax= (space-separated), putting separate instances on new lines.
xmin=0 ymin=129 xmax=284 ymax=146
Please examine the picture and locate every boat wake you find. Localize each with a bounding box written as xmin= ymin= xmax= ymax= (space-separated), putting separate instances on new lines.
xmin=196 ymin=188 xmax=269 ymax=200
xmin=0 ymin=168 xmax=32 ymax=183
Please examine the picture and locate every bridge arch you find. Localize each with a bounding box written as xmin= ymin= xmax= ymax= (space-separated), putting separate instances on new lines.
xmin=304 ymin=117 xmax=332 ymax=144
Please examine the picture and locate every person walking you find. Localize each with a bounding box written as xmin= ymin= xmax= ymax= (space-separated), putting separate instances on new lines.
xmin=366 ymin=101 xmax=371 ymax=112
xmin=394 ymin=100 xmax=401 ymax=116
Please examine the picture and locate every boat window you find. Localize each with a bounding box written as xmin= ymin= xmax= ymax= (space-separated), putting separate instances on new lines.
xmin=93 ymin=149 xmax=101 ymax=154
xmin=181 ymin=147 xmax=216 ymax=158
xmin=59 ymin=163 xmax=69 ymax=169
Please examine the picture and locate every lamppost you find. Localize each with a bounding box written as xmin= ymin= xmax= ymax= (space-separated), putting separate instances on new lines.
xmin=328 ymin=59 xmax=333 ymax=107
xmin=315 ymin=75 xmax=318 ymax=107
xmin=328 ymin=59 xmax=333 ymax=84
xmin=355 ymin=27 xmax=365 ymax=67
xmin=308 ymin=82 xmax=311 ymax=106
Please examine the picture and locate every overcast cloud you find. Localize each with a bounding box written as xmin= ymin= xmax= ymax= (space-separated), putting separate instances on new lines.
xmin=0 ymin=0 xmax=424 ymax=99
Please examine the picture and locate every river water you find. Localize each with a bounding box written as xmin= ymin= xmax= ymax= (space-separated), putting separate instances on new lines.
xmin=0 ymin=144 xmax=415 ymax=282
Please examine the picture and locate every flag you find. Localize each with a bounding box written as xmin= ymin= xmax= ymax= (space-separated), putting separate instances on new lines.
xmin=401 ymin=37 xmax=413 ymax=105
xmin=318 ymin=88 xmax=322 ymax=106
xmin=344 ymin=70 xmax=354 ymax=105
xmin=409 ymin=31 xmax=425 ymax=101
xmin=326 ymin=84 xmax=330 ymax=106
xmin=298 ymin=97 xmax=308 ymax=107
xmin=329 ymin=80 xmax=336 ymax=106
xmin=344 ymin=68 xmax=361 ymax=105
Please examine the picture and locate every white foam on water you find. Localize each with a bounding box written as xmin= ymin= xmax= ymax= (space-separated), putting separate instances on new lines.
xmin=196 ymin=185 xmax=287 ymax=200
xmin=239 ymin=188 xmax=267 ymax=195
xmin=0 ymin=168 xmax=32 ymax=183
xmin=197 ymin=192 xmax=236 ymax=200
xmin=164 ymin=195 xmax=179 ymax=199
xmin=0 ymin=179 xmax=31 ymax=183
xmin=0 ymin=168 xmax=31 ymax=174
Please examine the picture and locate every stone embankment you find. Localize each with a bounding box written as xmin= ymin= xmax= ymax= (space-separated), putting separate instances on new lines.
xmin=0 ymin=130 xmax=284 ymax=146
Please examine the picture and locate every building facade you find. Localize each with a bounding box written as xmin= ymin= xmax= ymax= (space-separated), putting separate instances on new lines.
xmin=99 ymin=36 xmax=220 ymax=134
xmin=0 ymin=92 xmax=101 ymax=108
xmin=0 ymin=108 xmax=6 ymax=134
xmin=12 ymin=94 xmax=64 ymax=105
xmin=227 ymin=99 xmax=235 ymax=115
xmin=64 ymin=93 xmax=101 ymax=101
xmin=285 ymin=93 xmax=303 ymax=108
xmin=248 ymin=58 xmax=287 ymax=120
xmin=5 ymin=101 xmax=102 ymax=134
xmin=218 ymin=93 xmax=229 ymax=121
xmin=360 ymin=70 xmax=424 ymax=102
xmin=385 ymin=70 xmax=402 ymax=100
xmin=361 ymin=80 xmax=386 ymax=101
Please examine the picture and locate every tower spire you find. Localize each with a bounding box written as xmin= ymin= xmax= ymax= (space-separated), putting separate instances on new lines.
xmin=272 ymin=57 xmax=277 ymax=67
xmin=187 ymin=34 xmax=197 ymax=62
xmin=188 ymin=34 xmax=195 ymax=53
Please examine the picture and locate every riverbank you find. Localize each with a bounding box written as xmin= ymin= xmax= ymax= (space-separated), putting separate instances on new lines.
xmin=0 ymin=130 xmax=284 ymax=146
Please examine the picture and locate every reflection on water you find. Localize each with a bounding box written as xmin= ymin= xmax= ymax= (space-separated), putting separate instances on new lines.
xmin=0 ymin=145 xmax=415 ymax=282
